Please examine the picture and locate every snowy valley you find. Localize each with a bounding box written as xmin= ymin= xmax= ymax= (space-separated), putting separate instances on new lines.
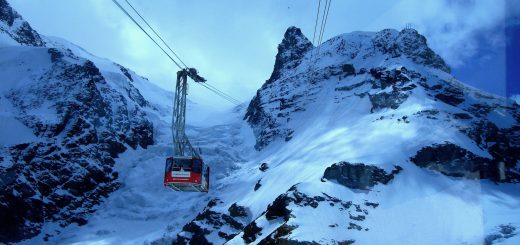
xmin=1 ymin=0 xmax=520 ymax=244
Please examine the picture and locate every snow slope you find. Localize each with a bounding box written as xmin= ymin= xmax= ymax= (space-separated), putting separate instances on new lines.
xmin=171 ymin=28 xmax=519 ymax=244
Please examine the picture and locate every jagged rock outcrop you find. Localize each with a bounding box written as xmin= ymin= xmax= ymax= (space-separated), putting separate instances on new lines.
xmin=227 ymin=185 xmax=379 ymax=244
xmin=0 ymin=0 xmax=43 ymax=46
xmin=411 ymin=143 xmax=520 ymax=182
xmin=322 ymin=162 xmax=402 ymax=190
xmin=243 ymin=26 xmax=454 ymax=150
xmin=485 ymin=224 xmax=518 ymax=245
xmin=265 ymin=26 xmax=314 ymax=85
xmin=174 ymin=199 xmax=251 ymax=245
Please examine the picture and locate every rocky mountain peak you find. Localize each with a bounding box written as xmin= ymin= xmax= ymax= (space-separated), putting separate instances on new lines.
xmin=394 ymin=28 xmax=451 ymax=73
xmin=0 ymin=0 xmax=43 ymax=46
xmin=369 ymin=28 xmax=450 ymax=73
xmin=266 ymin=26 xmax=313 ymax=84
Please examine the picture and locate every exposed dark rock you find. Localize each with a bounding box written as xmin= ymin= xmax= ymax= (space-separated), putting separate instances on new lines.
xmin=118 ymin=65 xmax=133 ymax=82
xmin=369 ymin=67 xmax=411 ymax=90
xmin=369 ymin=91 xmax=409 ymax=112
xmin=411 ymin=142 xmax=520 ymax=182
xmin=244 ymin=91 xmax=264 ymax=124
xmin=453 ymin=113 xmax=472 ymax=119
xmin=259 ymin=162 xmax=269 ymax=172
xmin=364 ymin=201 xmax=379 ymax=208
xmin=229 ymin=203 xmax=248 ymax=218
xmin=348 ymin=222 xmax=363 ymax=231
xmin=0 ymin=40 xmax=154 ymax=243
xmin=207 ymin=198 xmax=221 ymax=208
xmin=222 ymin=214 xmax=244 ymax=230
xmin=258 ymin=224 xmax=298 ymax=245
xmin=342 ymin=64 xmax=356 ymax=76
xmin=0 ymin=0 xmax=44 ymax=46
xmin=393 ymin=29 xmax=451 ymax=73
xmin=177 ymin=222 xmax=211 ymax=245
xmin=349 ymin=214 xmax=366 ymax=221
xmin=242 ymin=221 xmax=262 ymax=243
xmin=435 ymin=93 xmax=464 ymax=106
xmin=48 ymin=48 xmax=64 ymax=63
xmin=265 ymin=193 xmax=293 ymax=221
xmin=218 ymin=231 xmax=236 ymax=241
xmin=266 ymin=26 xmax=313 ymax=85
xmin=336 ymin=80 xmax=371 ymax=92
xmin=411 ymin=143 xmax=487 ymax=178
xmin=254 ymin=179 xmax=262 ymax=191
xmin=173 ymin=199 xmax=248 ymax=244
xmin=323 ymin=162 xmax=402 ymax=190
xmin=338 ymin=240 xmax=356 ymax=245
xmin=485 ymin=224 xmax=517 ymax=245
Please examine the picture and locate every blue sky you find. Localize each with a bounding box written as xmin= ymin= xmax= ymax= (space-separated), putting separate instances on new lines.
xmin=9 ymin=0 xmax=520 ymax=107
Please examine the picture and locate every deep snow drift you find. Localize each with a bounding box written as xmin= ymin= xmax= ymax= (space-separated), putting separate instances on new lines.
xmin=1 ymin=1 xmax=519 ymax=244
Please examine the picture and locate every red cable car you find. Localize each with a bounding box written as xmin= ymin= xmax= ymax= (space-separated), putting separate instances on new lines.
xmin=163 ymin=69 xmax=210 ymax=192
xmin=164 ymin=156 xmax=209 ymax=192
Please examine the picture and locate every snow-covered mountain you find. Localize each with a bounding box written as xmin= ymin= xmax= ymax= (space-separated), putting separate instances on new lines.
xmin=0 ymin=0 xmax=156 ymax=243
xmin=1 ymin=0 xmax=519 ymax=244
xmin=167 ymin=27 xmax=520 ymax=245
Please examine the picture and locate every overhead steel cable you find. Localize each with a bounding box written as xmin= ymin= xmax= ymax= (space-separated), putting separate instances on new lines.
xmin=307 ymin=0 xmax=325 ymax=83
xmin=198 ymin=83 xmax=241 ymax=105
xmin=123 ymin=0 xmax=189 ymax=69
xmin=311 ymin=0 xmax=322 ymax=46
xmin=111 ymin=0 xmax=242 ymax=105
xmin=111 ymin=0 xmax=183 ymax=70
xmin=203 ymin=83 xmax=241 ymax=104
xmin=316 ymin=0 xmax=331 ymax=56
xmin=197 ymin=83 xmax=240 ymax=105
xmin=317 ymin=0 xmax=332 ymax=48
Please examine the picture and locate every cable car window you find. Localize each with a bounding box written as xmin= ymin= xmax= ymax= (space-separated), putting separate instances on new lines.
xmin=165 ymin=157 xmax=173 ymax=172
xmin=192 ymin=159 xmax=202 ymax=173
xmin=172 ymin=158 xmax=182 ymax=171
xmin=180 ymin=158 xmax=191 ymax=171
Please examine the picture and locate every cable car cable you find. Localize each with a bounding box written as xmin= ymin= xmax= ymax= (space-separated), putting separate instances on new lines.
xmin=311 ymin=0 xmax=322 ymax=46
xmin=123 ymin=0 xmax=189 ymax=69
xmin=111 ymin=0 xmax=242 ymax=105
xmin=111 ymin=0 xmax=184 ymax=70
xmin=203 ymin=83 xmax=241 ymax=104
xmin=197 ymin=83 xmax=241 ymax=105
xmin=317 ymin=0 xmax=331 ymax=47
xmin=316 ymin=0 xmax=332 ymax=57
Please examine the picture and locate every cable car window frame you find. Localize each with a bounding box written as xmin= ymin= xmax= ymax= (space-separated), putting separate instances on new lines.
xmin=165 ymin=157 xmax=173 ymax=173
xmin=192 ymin=159 xmax=203 ymax=173
xmin=180 ymin=158 xmax=191 ymax=171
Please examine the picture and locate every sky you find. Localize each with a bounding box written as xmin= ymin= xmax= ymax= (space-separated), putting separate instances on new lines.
xmin=8 ymin=0 xmax=520 ymax=108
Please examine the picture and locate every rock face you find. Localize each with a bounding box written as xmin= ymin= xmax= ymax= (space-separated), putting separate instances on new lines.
xmin=174 ymin=199 xmax=251 ymax=245
xmin=265 ymin=26 xmax=314 ymax=85
xmin=228 ymin=185 xmax=379 ymax=244
xmin=392 ymin=29 xmax=450 ymax=73
xmin=242 ymin=25 xmax=519 ymax=179
xmin=0 ymin=0 xmax=43 ymax=46
xmin=322 ymin=162 xmax=402 ymax=190
xmin=411 ymin=143 xmax=520 ymax=182
xmin=243 ymin=27 xmax=454 ymax=150
xmin=485 ymin=224 xmax=518 ymax=245
xmin=244 ymin=26 xmax=313 ymax=150
xmin=0 ymin=2 xmax=154 ymax=243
